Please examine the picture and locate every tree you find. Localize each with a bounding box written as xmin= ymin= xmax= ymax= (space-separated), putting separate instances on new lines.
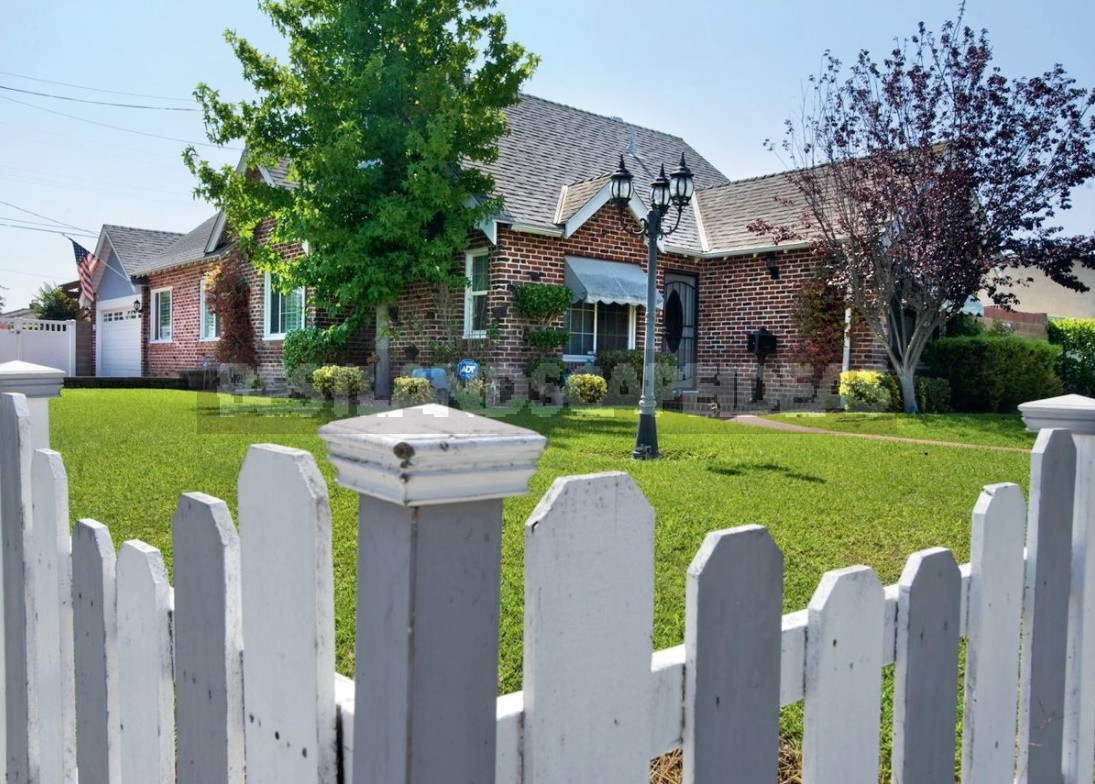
xmin=184 ymin=0 xmax=537 ymax=335
xmin=755 ymin=9 xmax=1095 ymax=412
xmin=30 ymin=282 xmax=79 ymax=321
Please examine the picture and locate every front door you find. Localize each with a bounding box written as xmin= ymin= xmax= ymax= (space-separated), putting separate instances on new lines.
xmin=663 ymin=272 xmax=697 ymax=388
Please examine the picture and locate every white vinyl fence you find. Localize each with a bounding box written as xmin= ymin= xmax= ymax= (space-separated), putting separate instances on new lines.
xmin=1 ymin=382 xmax=1094 ymax=784
xmin=0 ymin=318 xmax=77 ymax=375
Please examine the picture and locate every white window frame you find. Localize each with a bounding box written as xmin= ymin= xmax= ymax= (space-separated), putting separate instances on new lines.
xmin=199 ymin=278 xmax=220 ymax=341
xmin=463 ymin=248 xmax=490 ymax=339
xmin=562 ymin=302 xmax=636 ymax=363
xmin=150 ymin=287 xmax=172 ymax=343
xmin=263 ymin=272 xmax=305 ymax=340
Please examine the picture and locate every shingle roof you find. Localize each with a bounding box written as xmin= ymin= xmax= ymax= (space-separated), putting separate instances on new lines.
xmin=555 ymin=174 xmax=611 ymax=224
xmin=483 ymin=95 xmax=728 ymax=250
xmin=128 ymin=213 xmax=231 ymax=276
xmin=103 ymin=225 xmax=186 ymax=272
xmin=694 ymin=170 xmax=815 ymax=253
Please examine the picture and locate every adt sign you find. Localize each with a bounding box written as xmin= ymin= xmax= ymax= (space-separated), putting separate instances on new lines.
xmin=455 ymin=358 xmax=479 ymax=381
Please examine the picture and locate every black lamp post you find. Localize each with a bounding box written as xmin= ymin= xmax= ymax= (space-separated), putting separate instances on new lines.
xmin=609 ymin=153 xmax=695 ymax=459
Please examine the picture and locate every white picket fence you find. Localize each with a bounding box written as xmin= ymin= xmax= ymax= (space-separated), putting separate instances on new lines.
xmin=1 ymin=384 xmax=1094 ymax=784
xmin=0 ymin=318 xmax=77 ymax=376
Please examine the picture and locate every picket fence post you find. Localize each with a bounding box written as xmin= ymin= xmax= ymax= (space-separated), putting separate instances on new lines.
xmin=961 ymin=482 xmax=1026 ymax=784
xmin=0 ymin=361 xmax=65 ymax=450
xmin=522 ymin=472 xmax=655 ymax=784
xmin=172 ymin=492 xmax=244 ymax=784
xmin=684 ymin=525 xmax=782 ymax=784
xmin=319 ymin=404 xmax=545 ymax=784
xmin=238 ymin=444 xmax=336 ymax=784
xmin=1020 ymin=394 xmax=1095 ymax=784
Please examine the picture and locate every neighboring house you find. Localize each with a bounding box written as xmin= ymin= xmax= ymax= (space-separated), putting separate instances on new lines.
xmin=978 ymin=263 xmax=1095 ymax=321
xmin=91 ymin=93 xmax=888 ymax=409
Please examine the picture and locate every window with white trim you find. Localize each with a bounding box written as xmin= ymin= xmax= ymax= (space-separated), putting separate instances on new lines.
xmin=563 ymin=301 xmax=634 ymax=361
xmin=264 ymin=273 xmax=305 ymax=339
xmin=150 ymin=288 xmax=172 ymax=342
xmin=463 ymin=249 xmax=489 ymax=338
xmin=199 ymin=279 xmax=220 ymax=341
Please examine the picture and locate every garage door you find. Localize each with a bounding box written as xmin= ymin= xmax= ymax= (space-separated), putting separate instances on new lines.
xmin=99 ymin=308 xmax=142 ymax=377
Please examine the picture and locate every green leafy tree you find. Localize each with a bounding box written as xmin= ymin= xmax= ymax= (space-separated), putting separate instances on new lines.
xmin=184 ymin=0 xmax=537 ymax=333
xmin=30 ymin=282 xmax=79 ymax=320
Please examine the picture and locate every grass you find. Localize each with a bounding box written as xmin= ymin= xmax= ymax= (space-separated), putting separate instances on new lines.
xmin=52 ymin=389 xmax=1031 ymax=697
xmin=765 ymin=411 xmax=1036 ymax=449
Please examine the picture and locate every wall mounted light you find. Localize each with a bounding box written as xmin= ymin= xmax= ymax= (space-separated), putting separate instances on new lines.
xmin=133 ymin=298 xmax=143 ymax=313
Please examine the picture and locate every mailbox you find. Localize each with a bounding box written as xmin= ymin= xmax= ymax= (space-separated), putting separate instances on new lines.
xmin=747 ymin=328 xmax=778 ymax=359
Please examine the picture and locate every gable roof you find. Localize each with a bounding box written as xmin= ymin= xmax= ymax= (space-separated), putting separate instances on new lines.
xmin=102 ymin=225 xmax=186 ymax=269
xmin=128 ymin=213 xmax=231 ymax=276
xmin=694 ymin=170 xmax=815 ymax=255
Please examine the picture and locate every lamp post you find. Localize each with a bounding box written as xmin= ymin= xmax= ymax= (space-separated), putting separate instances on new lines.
xmin=609 ymin=154 xmax=695 ymax=459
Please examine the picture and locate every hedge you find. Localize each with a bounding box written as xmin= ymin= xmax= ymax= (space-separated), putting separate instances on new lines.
xmin=1047 ymin=318 xmax=1095 ymax=396
xmin=923 ymin=336 xmax=1062 ymax=413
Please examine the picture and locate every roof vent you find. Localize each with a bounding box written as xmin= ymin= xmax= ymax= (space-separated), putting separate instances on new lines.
xmin=627 ymin=131 xmax=638 ymax=157
xmin=610 ymin=116 xmax=623 ymax=122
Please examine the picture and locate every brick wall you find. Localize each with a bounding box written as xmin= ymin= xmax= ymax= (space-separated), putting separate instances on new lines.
xmin=386 ymin=202 xmax=889 ymax=410
xmin=145 ymin=262 xmax=219 ymax=378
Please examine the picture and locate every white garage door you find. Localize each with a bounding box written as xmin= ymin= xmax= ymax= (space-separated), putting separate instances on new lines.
xmin=98 ymin=308 xmax=142 ymax=377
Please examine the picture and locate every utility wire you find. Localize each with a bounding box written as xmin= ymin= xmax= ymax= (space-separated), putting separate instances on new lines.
xmin=0 ymin=94 xmax=241 ymax=151
xmin=0 ymin=84 xmax=199 ymax=111
xmin=0 ymin=69 xmax=194 ymax=102
xmin=0 ymin=223 xmax=97 ymax=238
xmin=0 ymin=199 xmax=93 ymax=234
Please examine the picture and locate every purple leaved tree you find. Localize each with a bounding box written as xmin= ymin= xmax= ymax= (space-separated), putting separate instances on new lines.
xmin=753 ymin=8 xmax=1095 ymax=413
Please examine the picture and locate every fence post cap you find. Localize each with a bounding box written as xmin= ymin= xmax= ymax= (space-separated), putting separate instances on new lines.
xmin=0 ymin=360 xmax=64 ymax=399
xmin=319 ymin=403 xmax=547 ymax=506
xmin=1019 ymin=393 xmax=1095 ymax=435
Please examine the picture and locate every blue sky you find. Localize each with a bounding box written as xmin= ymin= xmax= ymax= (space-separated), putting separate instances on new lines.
xmin=1 ymin=0 xmax=1092 ymax=309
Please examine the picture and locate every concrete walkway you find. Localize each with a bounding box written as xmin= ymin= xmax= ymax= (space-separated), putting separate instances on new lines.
xmin=726 ymin=414 xmax=1030 ymax=453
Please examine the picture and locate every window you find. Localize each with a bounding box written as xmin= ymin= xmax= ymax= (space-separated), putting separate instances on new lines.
xmin=463 ymin=249 xmax=489 ymax=338
xmin=199 ymin=279 xmax=220 ymax=341
xmin=151 ymin=288 xmax=172 ymax=342
xmin=264 ymin=273 xmax=305 ymax=339
xmin=563 ymin=302 xmax=634 ymax=361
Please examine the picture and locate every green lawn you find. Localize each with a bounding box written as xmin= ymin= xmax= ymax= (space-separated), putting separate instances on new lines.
xmin=765 ymin=411 xmax=1036 ymax=449
xmin=51 ymin=389 xmax=1031 ymax=696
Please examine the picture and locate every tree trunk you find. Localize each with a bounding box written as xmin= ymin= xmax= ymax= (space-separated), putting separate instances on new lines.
xmin=896 ymin=364 xmax=919 ymax=414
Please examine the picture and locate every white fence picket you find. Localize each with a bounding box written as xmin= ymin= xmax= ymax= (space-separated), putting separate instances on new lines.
xmin=1065 ymin=425 xmax=1095 ymax=784
xmin=1019 ymin=429 xmax=1076 ymax=783
xmin=0 ymin=392 xmax=38 ymax=782
xmin=684 ymin=525 xmax=782 ymax=784
xmin=117 ymin=541 xmax=173 ymax=784
xmin=172 ymin=492 xmax=244 ymax=784
xmin=892 ymin=547 xmax=961 ymax=784
xmin=239 ymin=445 xmax=336 ymax=784
xmin=73 ymin=519 xmax=121 ymax=784
xmin=30 ymin=449 xmax=76 ymax=784
xmin=803 ymin=565 xmax=884 ymax=784
xmin=523 ymin=472 xmax=654 ymax=784
xmin=961 ymin=482 xmax=1027 ymax=784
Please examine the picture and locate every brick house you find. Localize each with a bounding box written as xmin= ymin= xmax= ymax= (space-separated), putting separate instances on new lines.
xmin=373 ymin=95 xmax=885 ymax=411
xmin=90 ymin=93 xmax=886 ymax=409
xmin=88 ymin=214 xmax=316 ymax=386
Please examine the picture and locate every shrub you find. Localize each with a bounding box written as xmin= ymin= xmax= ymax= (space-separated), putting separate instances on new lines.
xmin=878 ymin=374 xmax=904 ymax=413
xmin=564 ymin=373 xmax=607 ymax=405
xmin=915 ymin=376 xmax=953 ymax=414
xmin=450 ymin=377 xmax=487 ymax=410
xmin=204 ymin=260 xmax=257 ymax=368
xmin=283 ymin=326 xmax=349 ymax=393
xmin=595 ymin=349 xmax=677 ymax=403
xmin=312 ymin=365 xmax=366 ymax=400
xmin=839 ymin=370 xmax=892 ymax=411
xmin=511 ymin=284 xmax=572 ymax=323
xmin=1047 ymin=318 xmax=1095 ymax=396
xmin=923 ymin=336 xmax=1062 ymax=413
xmin=392 ymin=376 xmax=432 ymax=407
xmin=525 ymin=328 xmax=568 ymax=352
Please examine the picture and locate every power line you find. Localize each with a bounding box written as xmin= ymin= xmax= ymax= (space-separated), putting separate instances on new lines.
xmin=0 ymin=69 xmax=194 ymax=102
xmin=0 ymin=94 xmax=241 ymax=151
xmin=0 ymin=223 xmax=97 ymax=238
xmin=0 ymin=84 xmax=199 ymax=112
xmin=0 ymin=263 xmax=67 ymax=279
xmin=0 ymin=199 xmax=93 ymax=234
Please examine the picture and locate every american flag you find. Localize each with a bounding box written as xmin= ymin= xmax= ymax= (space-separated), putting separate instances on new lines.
xmin=71 ymin=240 xmax=100 ymax=312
